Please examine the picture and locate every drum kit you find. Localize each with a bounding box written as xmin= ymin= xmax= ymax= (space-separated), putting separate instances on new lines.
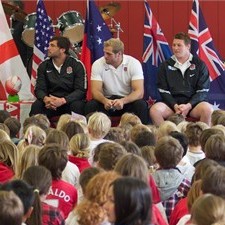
xmin=2 ymin=1 xmax=123 ymax=50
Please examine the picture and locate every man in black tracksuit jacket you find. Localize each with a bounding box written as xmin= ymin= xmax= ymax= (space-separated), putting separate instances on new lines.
xmin=150 ymin=32 xmax=212 ymax=126
xmin=30 ymin=36 xmax=87 ymax=118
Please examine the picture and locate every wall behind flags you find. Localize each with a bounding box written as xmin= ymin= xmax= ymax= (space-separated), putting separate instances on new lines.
xmin=23 ymin=1 xmax=225 ymax=62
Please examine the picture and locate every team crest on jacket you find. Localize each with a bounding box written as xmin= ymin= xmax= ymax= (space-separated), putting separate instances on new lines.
xmin=168 ymin=65 xmax=177 ymax=71
xmin=190 ymin=64 xmax=196 ymax=70
xmin=124 ymin=67 xmax=127 ymax=72
xmin=67 ymin=67 xmax=73 ymax=74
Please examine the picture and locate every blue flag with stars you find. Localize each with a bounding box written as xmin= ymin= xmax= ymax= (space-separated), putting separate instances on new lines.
xmin=81 ymin=0 xmax=112 ymax=99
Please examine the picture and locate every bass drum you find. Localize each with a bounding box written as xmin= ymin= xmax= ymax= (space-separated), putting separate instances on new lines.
xmin=57 ymin=11 xmax=84 ymax=44
xmin=22 ymin=13 xmax=52 ymax=47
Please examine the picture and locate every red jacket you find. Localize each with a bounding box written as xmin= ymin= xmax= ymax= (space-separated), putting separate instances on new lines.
xmin=68 ymin=155 xmax=91 ymax=172
xmin=0 ymin=162 xmax=14 ymax=183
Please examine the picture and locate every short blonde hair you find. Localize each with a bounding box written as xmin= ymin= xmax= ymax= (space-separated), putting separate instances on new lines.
xmin=56 ymin=114 xmax=71 ymax=130
xmin=157 ymin=121 xmax=178 ymax=139
xmin=119 ymin=113 xmax=142 ymax=127
xmin=104 ymin=38 xmax=124 ymax=54
xmin=88 ymin=112 xmax=111 ymax=139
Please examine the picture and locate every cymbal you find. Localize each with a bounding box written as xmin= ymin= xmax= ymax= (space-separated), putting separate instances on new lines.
xmin=99 ymin=2 xmax=121 ymax=20
xmin=2 ymin=2 xmax=27 ymax=22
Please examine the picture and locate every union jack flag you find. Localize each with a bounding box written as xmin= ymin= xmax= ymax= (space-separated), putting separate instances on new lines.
xmin=31 ymin=0 xmax=54 ymax=95
xmin=188 ymin=0 xmax=225 ymax=109
xmin=142 ymin=0 xmax=172 ymax=103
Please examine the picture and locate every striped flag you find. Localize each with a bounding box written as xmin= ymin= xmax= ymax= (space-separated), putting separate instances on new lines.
xmin=188 ymin=0 xmax=225 ymax=109
xmin=31 ymin=0 xmax=53 ymax=94
xmin=81 ymin=0 xmax=112 ymax=100
xmin=0 ymin=1 xmax=33 ymax=100
xmin=142 ymin=0 xmax=172 ymax=105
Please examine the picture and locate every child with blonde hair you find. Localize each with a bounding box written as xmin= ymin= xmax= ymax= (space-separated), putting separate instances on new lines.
xmin=119 ymin=112 xmax=142 ymax=127
xmin=87 ymin=112 xmax=112 ymax=164
xmin=56 ymin=114 xmax=71 ymax=130
xmin=16 ymin=145 xmax=41 ymax=179
xmin=17 ymin=125 xmax=46 ymax=154
xmin=69 ymin=133 xmax=91 ymax=172
xmin=0 ymin=140 xmax=18 ymax=183
xmin=157 ymin=121 xmax=179 ymax=140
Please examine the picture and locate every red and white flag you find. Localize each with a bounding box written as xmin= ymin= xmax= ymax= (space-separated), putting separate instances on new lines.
xmin=0 ymin=1 xmax=34 ymax=100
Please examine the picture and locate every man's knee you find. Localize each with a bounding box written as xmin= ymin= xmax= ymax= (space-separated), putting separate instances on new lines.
xmin=130 ymin=100 xmax=149 ymax=124
xmin=30 ymin=99 xmax=45 ymax=116
xmin=70 ymin=100 xmax=86 ymax=115
xmin=192 ymin=102 xmax=213 ymax=115
xmin=150 ymin=102 xmax=166 ymax=115
xmin=85 ymin=100 xmax=101 ymax=115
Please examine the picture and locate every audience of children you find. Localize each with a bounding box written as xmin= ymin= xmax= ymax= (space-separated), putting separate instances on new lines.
xmin=2 ymin=107 xmax=225 ymax=225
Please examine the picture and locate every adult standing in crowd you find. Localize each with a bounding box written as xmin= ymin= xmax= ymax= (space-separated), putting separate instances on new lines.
xmin=150 ymin=32 xmax=212 ymax=126
xmin=30 ymin=36 xmax=87 ymax=118
xmin=85 ymin=38 xmax=148 ymax=124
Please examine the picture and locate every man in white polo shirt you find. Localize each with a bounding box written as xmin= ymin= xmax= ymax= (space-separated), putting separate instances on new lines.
xmin=85 ymin=38 xmax=148 ymax=124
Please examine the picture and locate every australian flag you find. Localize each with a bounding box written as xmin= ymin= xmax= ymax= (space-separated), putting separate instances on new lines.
xmin=142 ymin=0 xmax=172 ymax=105
xmin=31 ymin=0 xmax=53 ymax=94
xmin=188 ymin=0 xmax=225 ymax=109
xmin=81 ymin=0 xmax=112 ymax=100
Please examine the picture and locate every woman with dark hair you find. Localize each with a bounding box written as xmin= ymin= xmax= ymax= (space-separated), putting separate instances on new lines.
xmin=104 ymin=176 xmax=152 ymax=225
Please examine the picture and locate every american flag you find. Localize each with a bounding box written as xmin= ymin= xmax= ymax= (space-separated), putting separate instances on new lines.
xmin=142 ymin=0 xmax=172 ymax=104
xmin=81 ymin=0 xmax=112 ymax=100
xmin=188 ymin=0 xmax=225 ymax=109
xmin=31 ymin=0 xmax=53 ymax=94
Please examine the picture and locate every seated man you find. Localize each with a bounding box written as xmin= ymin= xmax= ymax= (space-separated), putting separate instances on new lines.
xmin=30 ymin=36 xmax=87 ymax=118
xmin=150 ymin=32 xmax=213 ymax=126
xmin=85 ymin=38 xmax=148 ymax=124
